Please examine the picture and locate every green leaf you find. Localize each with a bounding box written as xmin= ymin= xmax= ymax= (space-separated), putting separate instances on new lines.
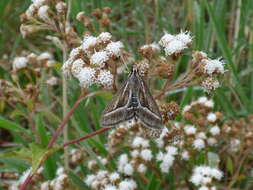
xmin=147 ymin=173 xmax=159 ymax=190
xmin=226 ymin=157 xmax=234 ymax=175
xmin=0 ymin=116 xmax=29 ymax=134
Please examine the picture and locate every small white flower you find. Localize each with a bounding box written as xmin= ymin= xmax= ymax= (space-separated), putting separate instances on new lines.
xmin=159 ymin=33 xmax=175 ymax=47
xmin=198 ymin=186 xmax=209 ymax=190
xmin=82 ymin=36 xmax=97 ymax=51
xmin=130 ymin=150 xmax=139 ymax=158
xmin=118 ymin=154 xmax=128 ymax=165
xmin=210 ymin=168 xmax=223 ymax=180
xmin=46 ymin=76 xmax=58 ymax=86
xmin=140 ymin=149 xmax=152 ymax=161
xmin=140 ymin=43 xmax=160 ymax=53
xmin=175 ymin=31 xmax=192 ymax=45
xmin=38 ymin=5 xmax=50 ymax=22
xmin=56 ymin=167 xmax=64 ymax=176
xmin=164 ymin=39 xmax=187 ymax=56
xmin=103 ymin=184 xmax=118 ymax=190
xmin=123 ymin=163 xmax=134 ymax=175
xmin=182 ymin=105 xmax=191 ymax=113
xmin=181 ymin=150 xmax=189 ymax=160
xmin=196 ymin=132 xmax=207 ymax=139
xmin=204 ymin=100 xmax=214 ymax=108
xmin=203 ymin=58 xmax=225 ymax=75
xmin=97 ymin=32 xmax=112 ymax=43
xmin=69 ymin=47 xmax=82 ymax=59
xmin=207 ymin=113 xmax=217 ymax=122
xmin=165 ymin=146 xmax=178 ymax=156
xmin=137 ymin=164 xmax=147 ymax=173
xmin=13 ymin=57 xmax=28 ymax=71
xmin=33 ymin=0 xmax=47 ymax=7
xmin=207 ymin=138 xmax=217 ymax=146
xmin=198 ymin=96 xmax=208 ymax=103
xmin=76 ymin=67 xmax=96 ymax=88
xmin=96 ymin=70 xmax=114 ymax=89
xmin=184 ymin=125 xmax=197 ymax=135
xmin=210 ymin=125 xmax=220 ymax=136
xmin=193 ymin=138 xmax=205 ymax=150
xmin=109 ymin=172 xmax=120 ymax=182
xmin=119 ymin=179 xmax=137 ymax=190
xmin=41 ymin=181 xmax=50 ymax=190
xmin=156 ymin=152 xmax=164 ymax=161
xmin=90 ymin=51 xmax=109 ymax=68
xmin=106 ymin=41 xmax=124 ymax=57
xmin=71 ymin=58 xmax=85 ymax=77
xmin=87 ymin=160 xmax=97 ymax=169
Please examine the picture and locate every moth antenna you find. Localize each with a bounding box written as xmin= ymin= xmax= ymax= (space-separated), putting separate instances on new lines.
xmin=119 ymin=52 xmax=130 ymax=73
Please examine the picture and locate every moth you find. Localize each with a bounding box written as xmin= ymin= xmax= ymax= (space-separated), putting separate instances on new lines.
xmin=101 ymin=67 xmax=164 ymax=134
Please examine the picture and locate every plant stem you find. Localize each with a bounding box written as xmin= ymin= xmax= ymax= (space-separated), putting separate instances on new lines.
xmin=63 ymin=127 xmax=110 ymax=147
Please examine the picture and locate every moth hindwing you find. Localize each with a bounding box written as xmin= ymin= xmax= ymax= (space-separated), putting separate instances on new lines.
xmin=101 ymin=67 xmax=163 ymax=131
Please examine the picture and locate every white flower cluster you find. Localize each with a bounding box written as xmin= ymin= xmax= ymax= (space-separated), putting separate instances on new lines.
xmin=40 ymin=167 xmax=70 ymax=190
xmin=84 ymin=170 xmax=137 ymax=190
xmin=190 ymin=165 xmax=223 ymax=190
xmin=62 ymin=32 xmax=124 ymax=89
xmin=202 ymin=58 xmax=225 ymax=75
xmin=12 ymin=52 xmax=55 ymax=72
xmin=159 ymin=31 xmax=192 ymax=56
xmin=156 ymin=145 xmax=178 ymax=173
xmin=183 ymin=96 xmax=214 ymax=114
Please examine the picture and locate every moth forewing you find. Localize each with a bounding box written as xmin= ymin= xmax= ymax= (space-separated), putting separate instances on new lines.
xmin=101 ymin=73 xmax=132 ymax=127
xmin=136 ymin=73 xmax=164 ymax=130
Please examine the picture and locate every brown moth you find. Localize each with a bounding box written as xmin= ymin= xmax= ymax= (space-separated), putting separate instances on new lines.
xmin=101 ymin=67 xmax=164 ymax=133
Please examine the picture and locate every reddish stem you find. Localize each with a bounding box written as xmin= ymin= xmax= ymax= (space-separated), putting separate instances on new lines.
xmin=47 ymin=95 xmax=85 ymax=149
xmin=63 ymin=127 xmax=110 ymax=147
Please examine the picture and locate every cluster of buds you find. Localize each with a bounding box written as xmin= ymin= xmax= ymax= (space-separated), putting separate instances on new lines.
xmin=85 ymin=170 xmax=137 ymax=190
xmin=12 ymin=52 xmax=55 ymax=72
xmin=20 ymin=0 xmax=79 ymax=47
xmin=40 ymin=168 xmax=73 ymax=190
xmin=62 ymin=32 xmax=125 ymax=89
xmin=76 ymin=7 xmax=112 ymax=31
xmin=221 ymin=114 xmax=253 ymax=152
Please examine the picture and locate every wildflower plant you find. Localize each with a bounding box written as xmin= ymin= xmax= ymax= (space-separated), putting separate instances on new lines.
xmin=1 ymin=1 xmax=253 ymax=190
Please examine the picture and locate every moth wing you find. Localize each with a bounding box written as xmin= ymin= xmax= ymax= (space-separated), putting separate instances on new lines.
xmin=136 ymin=77 xmax=164 ymax=130
xmin=101 ymin=79 xmax=134 ymax=127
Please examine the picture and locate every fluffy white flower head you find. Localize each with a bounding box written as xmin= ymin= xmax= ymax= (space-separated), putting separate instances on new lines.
xmin=98 ymin=32 xmax=112 ymax=43
xmin=207 ymin=113 xmax=217 ymax=122
xmin=82 ymin=36 xmax=97 ymax=51
xmin=119 ymin=179 xmax=137 ymax=190
xmin=71 ymin=58 xmax=85 ymax=77
xmin=106 ymin=41 xmax=124 ymax=57
xmin=210 ymin=125 xmax=220 ymax=136
xmin=90 ymin=51 xmax=109 ymax=68
xmin=140 ymin=149 xmax=152 ymax=161
xmin=159 ymin=33 xmax=175 ymax=47
xmin=164 ymin=39 xmax=187 ymax=56
xmin=193 ymin=138 xmax=205 ymax=150
xmin=76 ymin=67 xmax=96 ymax=89
xmin=203 ymin=58 xmax=225 ymax=75
xmin=184 ymin=125 xmax=197 ymax=135
xmin=96 ymin=70 xmax=113 ymax=89
xmin=175 ymin=31 xmax=192 ymax=45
